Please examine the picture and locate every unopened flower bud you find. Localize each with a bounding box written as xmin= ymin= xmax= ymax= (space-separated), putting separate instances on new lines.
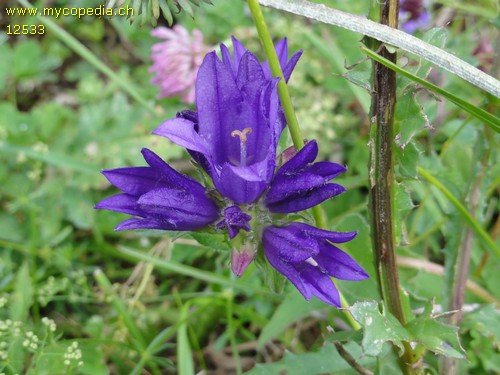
xmin=231 ymin=244 xmax=256 ymax=277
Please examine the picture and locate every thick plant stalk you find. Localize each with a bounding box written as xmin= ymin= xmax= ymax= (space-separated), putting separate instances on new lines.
xmin=369 ymin=1 xmax=418 ymax=373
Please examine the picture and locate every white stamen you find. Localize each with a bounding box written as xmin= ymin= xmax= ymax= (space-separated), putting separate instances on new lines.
xmin=305 ymin=257 xmax=319 ymax=267
xmin=231 ymin=127 xmax=252 ymax=166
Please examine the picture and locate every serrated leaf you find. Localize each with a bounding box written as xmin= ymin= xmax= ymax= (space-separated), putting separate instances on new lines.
xmin=189 ymin=231 xmax=231 ymax=252
xmin=405 ymin=303 xmax=466 ymax=359
xmin=394 ymin=182 xmax=414 ymax=244
xmin=258 ymin=289 xmax=326 ymax=348
xmin=362 ymin=46 xmax=500 ymax=133
xmin=350 ymin=300 xmax=411 ymax=356
xmin=246 ymin=342 xmax=375 ymax=375
xmin=341 ymin=69 xmax=371 ymax=92
xmin=395 ymin=90 xmax=427 ymax=146
xmin=417 ymin=28 xmax=448 ymax=77
xmin=396 ymin=141 xmax=419 ymax=178
xmin=461 ymin=304 xmax=500 ymax=342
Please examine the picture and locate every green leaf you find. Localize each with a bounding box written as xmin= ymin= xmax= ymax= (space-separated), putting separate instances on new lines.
xmin=10 ymin=262 xmax=33 ymax=321
xmin=394 ymin=89 xmax=427 ymax=145
xmin=406 ymin=303 xmax=465 ymax=359
xmin=341 ymin=69 xmax=372 ymax=93
xmin=258 ymin=290 xmax=326 ymax=348
xmin=177 ymin=304 xmax=195 ymax=375
xmin=246 ymin=342 xmax=375 ymax=375
xmin=361 ymin=46 xmax=500 ymax=134
xmin=418 ymin=167 xmax=500 ymax=257
xmin=189 ymin=231 xmax=231 ymax=252
xmin=394 ymin=182 xmax=414 ymax=244
xmin=350 ymin=300 xmax=411 ymax=356
xmin=396 ymin=141 xmax=419 ymax=178
xmin=461 ymin=304 xmax=500 ymax=343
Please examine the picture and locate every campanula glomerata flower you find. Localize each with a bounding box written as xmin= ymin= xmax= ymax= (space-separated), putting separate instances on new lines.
xmin=263 ymin=223 xmax=368 ymax=307
xmin=95 ymin=148 xmax=218 ymax=231
xmin=153 ymin=37 xmax=301 ymax=204
xmin=97 ymin=36 xmax=367 ymax=307
xmin=150 ymin=25 xmax=210 ymax=103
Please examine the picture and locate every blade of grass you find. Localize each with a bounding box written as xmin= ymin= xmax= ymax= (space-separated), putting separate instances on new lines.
xmin=418 ymin=167 xmax=500 ymax=257
xmin=16 ymin=0 xmax=155 ymax=114
xmin=361 ymin=46 xmax=500 ymax=133
xmin=93 ymin=269 xmax=161 ymax=375
xmin=177 ymin=303 xmax=195 ymax=375
xmin=119 ymin=245 xmax=271 ymax=295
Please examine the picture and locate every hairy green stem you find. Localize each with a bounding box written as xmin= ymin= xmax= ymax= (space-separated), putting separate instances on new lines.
xmin=368 ymin=1 xmax=418 ymax=373
xmin=246 ymin=0 xmax=360 ymax=331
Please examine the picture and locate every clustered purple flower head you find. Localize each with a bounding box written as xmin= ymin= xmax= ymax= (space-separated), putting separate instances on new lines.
xmin=97 ymin=36 xmax=368 ymax=307
xmin=399 ymin=0 xmax=431 ymax=34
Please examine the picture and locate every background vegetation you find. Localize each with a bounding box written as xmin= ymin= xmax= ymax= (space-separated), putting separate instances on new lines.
xmin=0 ymin=0 xmax=498 ymax=373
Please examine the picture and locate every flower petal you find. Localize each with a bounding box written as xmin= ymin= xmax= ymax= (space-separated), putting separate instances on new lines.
xmin=216 ymin=161 xmax=269 ymax=204
xmin=236 ymin=51 xmax=266 ymax=90
xmin=153 ymin=117 xmax=209 ymax=155
xmin=263 ymin=238 xmax=312 ymax=300
xmin=288 ymin=222 xmax=358 ymax=244
xmin=300 ymin=266 xmax=341 ymax=307
xmin=95 ymin=194 xmax=142 ymax=216
xmin=140 ymin=148 xmax=205 ymax=192
xmin=315 ymin=244 xmax=369 ymax=281
xmin=115 ymin=217 xmax=177 ymax=231
xmin=101 ymin=167 xmax=162 ymax=196
xmin=263 ymin=226 xmax=319 ymax=263
xmin=267 ymin=183 xmax=345 ymax=213
xmin=137 ymin=187 xmax=218 ymax=228
xmin=276 ymin=140 xmax=318 ymax=177
xmin=307 ymin=161 xmax=346 ymax=180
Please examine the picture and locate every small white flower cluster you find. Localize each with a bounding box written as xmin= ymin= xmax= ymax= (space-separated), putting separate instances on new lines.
xmin=0 ymin=340 xmax=8 ymax=360
xmin=0 ymin=319 xmax=22 ymax=337
xmin=63 ymin=341 xmax=83 ymax=367
xmin=22 ymin=331 xmax=39 ymax=350
xmin=37 ymin=276 xmax=69 ymax=306
xmin=26 ymin=143 xmax=48 ymax=181
xmin=69 ymin=270 xmax=87 ymax=286
xmin=41 ymin=317 xmax=57 ymax=332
